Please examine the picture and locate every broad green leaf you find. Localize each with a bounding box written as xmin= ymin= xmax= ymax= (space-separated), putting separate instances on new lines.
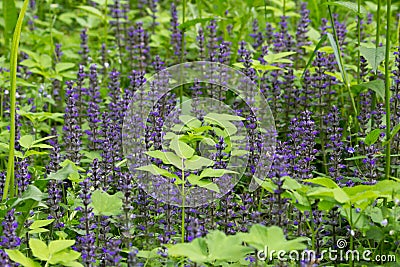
xmin=39 ymin=54 xmax=52 ymax=69
xmin=263 ymin=52 xmax=296 ymax=64
xmin=303 ymin=177 xmax=339 ymax=189
xmin=55 ymin=62 xmax=75 ymax=73
xmin=168 ymin=238 xmax=208 ymax=262
xmin=184 ymin=155 xmax=214 ymax=170
xmin=5 ymin=249 xmax=41 ymax=267
xmin=47 ymin=164 xmax=79 ymax=181
xmin=359 ymin=45 xmax=385 ymax=72
xmin=324 ymin=1 xmax=367 ymax=16
xmin=19 ymin=135 xmax=34 ymax=149
xmin=170 ymin=139 xmax=195 ymax=159
xmin=351 ymin=80 xmax=385 ymax=100
xmin=187 ymin=175 xmax=220 ymax=193
xmin=28 ymin=228 xmax=49 ymax=234
xmin=49 ymin=240 xmax=75 ymax=254
xmin=199 ymin=168 xmax=237 ymax=178
xmin=240 ymin=224 xmax=308 ymax=252
xmin=145 ymin=151 xmax=182 ymax=169
xmin=48 ymin=250 xmax=81 ymax=265
xmin=282 ymin=176 xmax=303 ymax=190
xmin=136 ymin=164 xmax=179 ymax=179
xmin=77 ymin=5 xmax=104 ymax=19
xmin=206 ymin=230 xmax=253 ymax=262
xmin=29 ymin=219 xmax=54 ymax=229
xmin=12 ymin=185 xmax=45 ymax=207
xmin=332 ymin=188 xmax=350 ymax=203
xmin=29 ymin=238 xmax=50 ymax=261
xmin=365 ymin=129 xmax=381 ymax=146
xmin=91 ymin=190 xmax=123 ymax=216
xmin=179 ymin=115 xmax=202 ymax=128
xmin=204 ymin=113 xmax=245 ymax=121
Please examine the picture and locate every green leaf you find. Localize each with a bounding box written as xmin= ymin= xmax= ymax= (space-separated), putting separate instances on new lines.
xmin=206 ymin=230 xmax=253 ymax=262
xmin=365 ymin=129 xmax=381 ymax=146
xmin=48 ymin=250 xmax=81 ymax=265
xmin=178 ymin=17 xmax=218 ymax=31
xmin=77 ymin=5 xmax=104 ymax=19
xmin=327 ymin=33 xmax=345 ymax=83
xmin=49 ymin=240 xmax=75 ymax=254
xmin=29 ymin=219 xmax=54 ymax=229
xmin=168 ymin=238 xmax=209 ymax=262
xmin=39 ymin=54 xmax=52 ymax=69
xmin=3 ymin=0 xmax=17 ymax=43
xmin=302 ymin=34 xmax=327 ymax=78
xmin=303 ymin=177 xmax=339 ymax=189
xmin=359 ymin=45 xmax=386 ymax=72
xmin=28 ymin=228 xmax=49 ymax=234
xmin=12 ymin=185 xmax=45 ymax=207
xmin=240 ymin=224 xmax=308 ymax=252
xmin=30 ymin=143 xmax=53 ymax=149
xmin=351 ymin=80 xmax=385 ymax=100
xmin=187 ymin=174 xmax=220 ymax=193
xmin=179 ymin=115 xmax=202 ymax=128
xmin=19 ymin=135 xmax=34 ymax=149
xmin=184 ymin=155 xmax=214 ymax=170
xmin=169 ymin=139 xmax=195 ymax=159
xmin=5 ymin=249 xmax=41 ymax=267
xmin=324 ymin=1 xmax=367 ymax=16
xmin=55 ymin=62 xmax=75 ymax=73
xmin=29 ymin=238 xmax=50 ymax=261
xmin=204 ymin=113 xmax=245 ymax=121
xmin=136 ymin=164 xmax=179 ymax=179
xmin=145 ymin=151 xmax=182 ymax=169
xmin=263 ymin=52 xmax=296 ymax=64
xmin=199 ymin=168 xmax=237 ymax=178
xmin=47 ymin=164 xmax=79 ymax=181
xmin=91 ymin=190 xmax=123 ymax=216
xmin=282 ymin=176 xmax=303 ymax=190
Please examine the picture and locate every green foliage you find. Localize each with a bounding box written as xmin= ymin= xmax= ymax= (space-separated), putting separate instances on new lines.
xmin=91 ymin=190 xmax=123 ymax=216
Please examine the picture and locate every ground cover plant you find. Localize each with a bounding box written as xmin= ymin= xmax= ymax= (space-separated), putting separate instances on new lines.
xmin=0 ymin=0 xmax=400 ymax=266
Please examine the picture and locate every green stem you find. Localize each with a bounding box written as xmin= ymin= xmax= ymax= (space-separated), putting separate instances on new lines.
xmin=3 ymin=0 xmax=30 ymax=201
xmin=181 ymin=161 xmax=185 ymax=244
xmin=385 ymin=0 xmax=392 ymax=179
xmin=179 ymin=0 xmax=187 ymax=108
xmin=357 ymin=0 xmax=361 ymax=85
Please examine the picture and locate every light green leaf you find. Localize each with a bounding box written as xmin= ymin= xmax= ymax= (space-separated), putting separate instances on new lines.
xmin=46 ymin=164 xmax=79 ymax=181
xmin=29 ymin=219 xmax=54 ymax=229
xmin=199 ymin=168 xmax=237 ymax=178
xmin=179 ymin=115 xmax=202 ymax=128
xmin=28 ymin=228 xmax=49 ymax=234
xmin=169 ymin=139 xmax=195 ymax=159
xmin=187 ymin=174 xmax=220 ymax=193
xmin=55 ymin=62 xmax=75 ymax=73
xmin=5 ymin=249 xmax=41 ymax=267
xmin=168 ymin=238 xmax=208 ymax=262
xmin=184 ymin=155 xmax=214 ymax=170
xmin=91 ymin=190 xmax=123 ymax=216
xmin=29 ymin=238 xmax=50 ymax=261
xmin=178 ymin=17 xmax=219 ymax=31
xmin=77 ymin=5 xmax=104 ymax=19
xmin=136 ymin=164 xmax=179 ymax=179
xmin=303 ymin=177 xmax=339 ymax=189
xmin=39 ymin=54 xmax=52 ymax=69
xmin=19 ymin=135 xmax=34 ymax=149
xmin=49 ymin=240 xmax=75 ymax=254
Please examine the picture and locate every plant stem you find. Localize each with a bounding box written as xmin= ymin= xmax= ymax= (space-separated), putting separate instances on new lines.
xmin=3 ymin=0 xmax=29 ymax=201
xmin=385 ymin=0 xmax=392 ymax=179
xmin=357 ymin=0 xmax=361 ymax=85
xmin=181 ymin=161 xmax=185 ymax=243
xmin=179 ymin=0 xmax=187 ymax=108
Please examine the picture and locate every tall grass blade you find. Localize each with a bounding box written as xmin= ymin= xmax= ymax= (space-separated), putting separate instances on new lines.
xmin=384 ymin=0 xmax=392 ymax=179
xmin=3 ymin=0 xmax=30 ymax=201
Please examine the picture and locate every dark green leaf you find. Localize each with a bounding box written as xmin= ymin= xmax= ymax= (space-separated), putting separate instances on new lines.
xmin=302 ymin=34 xmax=327 ymax=78
xmin=351 ymin=80 xmax=385 ymax=100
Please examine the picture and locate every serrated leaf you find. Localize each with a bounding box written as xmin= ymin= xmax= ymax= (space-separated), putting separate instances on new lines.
xmin=91 ymin=190 xmax=123 ymax=216
xmin=29 ymin=238 xmax=50 ymax=261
